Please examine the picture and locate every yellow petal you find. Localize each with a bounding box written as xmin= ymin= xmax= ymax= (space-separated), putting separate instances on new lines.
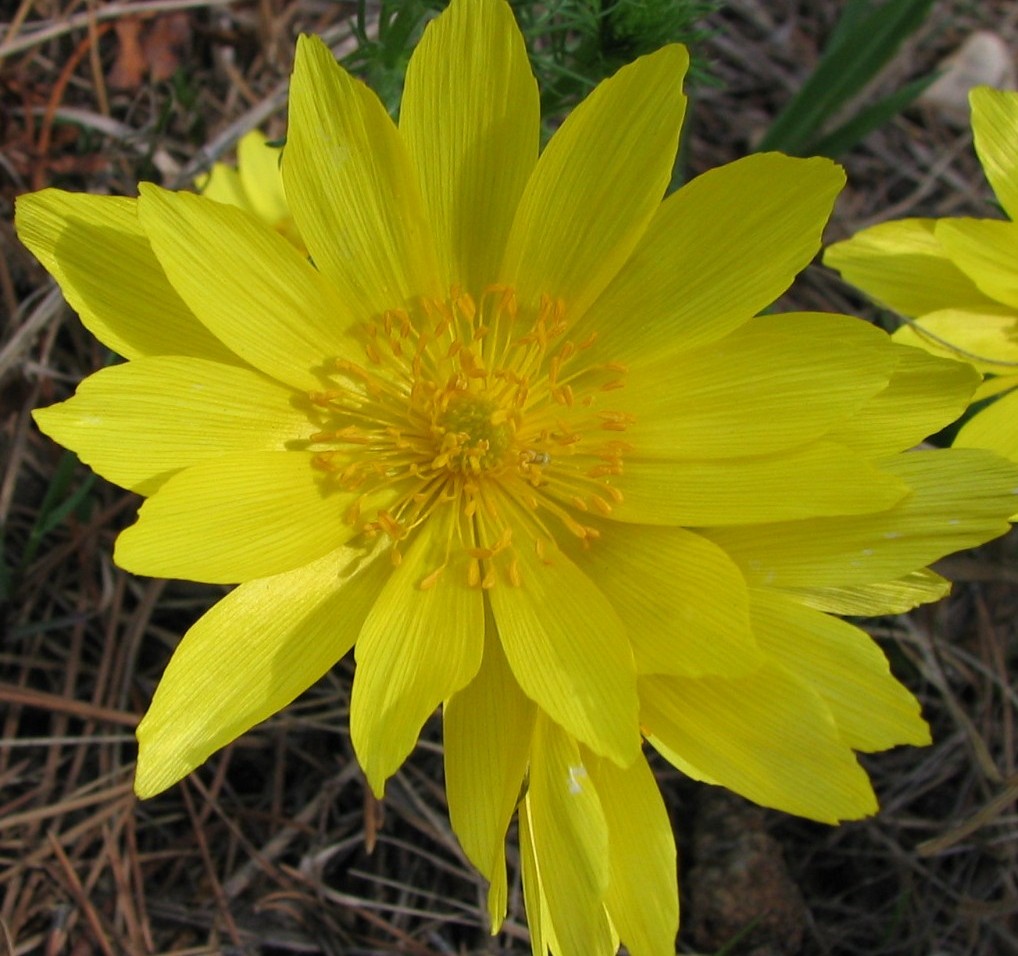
xmin=937 ymin=218 xmax=1018 ymax=310
xmin=642 ymin=665 xmax=878 ymax=823
xmin=825 ymin=343 xmax=978 ymax=457
xmin=14 ymin=189 xmax=233 ymax=362
xmin=519 ymin=796 xmax=552 ymax=956
xmin=500 ymin=45 xmax=688 ymax=318
xmin=588 ymin=751 xmax=678 ymax=956
xmin=195 ymin=161 xmax=248 ymax=210
xmin=135 ymin=541 xmax=389 ymax=798
xmin=970 ymin=86 xmax=1018 ymax=221
xmin=237 ymin=130 xmax=290 ymax=227
xmin=444 ymin=619 xmax=535 ymax=930
xmin=115 ymin=451 xmax=359 ymax=583
xmin=825 ymin=217 xmax=999 ymax=315
xmin=974 ymin=372 xmax=1018 ymax=401
xmin=400 ymin=0 xmax=538 ymax=292
xmin=617 ymin=441 xmax=909 ymax=526
xmin=485 ymin=507 xmax=640 ymax=766
xmin=776 ymin=568 xmax=951 ymax=616
xmin=578 ymin=153 xmax=845 ymax=363
xmin=623 ymin=312 xmax=895 ymax=459
xmin=956 ymin=388 xmax=1018 ymax=462
xmin=706 ymin=448 xmax=1018 ymax=587
xmin=33 ymin=356 xmax=312 ymax=495
xmin=750 ymin=589 xmax=930 ymax=752
xmin=525 ymin=716 xmax=613 ymax=956
xmin=891 ymin=308 xmax=1018 ymax=373
xmin=137 ymin=184 xmax=355 ymax=391
xmin=351 ymin=510 xmax=483 ymax=795
xmin=284 ymin=35 xmax=438 ymax=310
xmin=568 ymin=523 xmax=759 ymax=678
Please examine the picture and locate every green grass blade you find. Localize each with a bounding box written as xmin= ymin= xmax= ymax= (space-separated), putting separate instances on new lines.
xmin=758 ymin=0 xmax=935 ymax=156
xmin=808 ymin=70 xmax=941 ymax=157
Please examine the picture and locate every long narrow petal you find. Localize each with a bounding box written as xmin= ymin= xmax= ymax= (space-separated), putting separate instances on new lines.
xmin=237 ymin=130 xmax=290 ymax=227
xmin=936 ymin=219 xmax=1018 ymax=310
xmin=445 ymin=619 xmax=535 ymax=930
xmin=115 ymin=451 xmax=360 ymax=583
xmin=500 ymin=45 xmax=688 ymax=318
xmin=642 ymin=665 xmax=878 ymax=823
xmin=616 ymin=442 xmax=909 ymax=526
xmin=351 ymin=510 xmax=483 ymax=795
xmin=400 ymin=0 xmax=538 ymax=292
xmin=526 ymin=716 xmax=613 ymax=956
xmin=486 ymin=507 xmax=640 ymax=766
xmin=284 ymin=35 xmax=438 ymax=311
xmin=706 ymin=448 xmax=1018 ymax=587
xmin=589 ymin=751 xmax=678 ymax=956
xmin=577 ymin=154 xmax=845 ymax=363
xmin=971 ymin=86 xmax=1018 ymax=221
xmin=33 ymin=356 xmax=313 ymax=495
xmin=891 ymin=308 xmax=1018 ymax=373
xmin=135 ymin=541 xmax=389 ymax=797
xmin=825 ymin=344 xmax=978 ymax=458
xmin=750 ymin=590 xmax=930 ymax=752
xmin=567 ymin=524 xmax=759 ymax=678
xmin=955 ymin=389 xmax=1018 ymax=462
xmin=15 ymin=190 xmax=234 ymax=362
xmin=825 ymin=218 xmax=999 ymax=315
xmin=138 ymin=184 xmax=357 ymax=391
xmin=621 ymin=312 xmax=894 ymax=459
xmin=776 ymin=568 xmax=951 ymax=616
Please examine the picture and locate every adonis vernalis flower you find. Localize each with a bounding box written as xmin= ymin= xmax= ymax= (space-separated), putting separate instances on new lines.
xmin=17 ymin=2 xmax=1018 ymax=953
xmin=826 ymin=87 xmax=1018 ymax=497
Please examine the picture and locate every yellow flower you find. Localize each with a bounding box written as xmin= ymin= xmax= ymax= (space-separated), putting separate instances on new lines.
xmin=16 ymin=2 xmax=1018 ymax=952
xmin=195 ymin=129 xmax=303 ymax=250
xmin=826 ymin=87 xmax=1018 ymax=491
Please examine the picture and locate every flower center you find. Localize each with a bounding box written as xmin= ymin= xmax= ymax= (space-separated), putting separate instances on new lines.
xmin=435 ymin=394 xmax=512 ymax=473
xmin=306 ymin=286 xmax=632 ymax=587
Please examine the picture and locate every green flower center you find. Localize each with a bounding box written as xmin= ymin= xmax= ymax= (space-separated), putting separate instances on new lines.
xmin=435 ymin=394 xmax=513 ymax=473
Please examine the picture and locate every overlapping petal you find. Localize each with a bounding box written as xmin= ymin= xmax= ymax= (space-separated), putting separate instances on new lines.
xmin=936 ymin=219 xmax=1018 ymax=310
xmin=137 ymin=184 xmax=357 ymax=390
xmin=115 ymin=452 xmax=365 ymax=583
xmin=706 ymin=448 xmax=1018 ymax=588
xmin=750 ymin=590 xmax=929 ymax=752
xmin=32 ymin=356 xmax=313 ymax=495
xmin=500 ymin=45 xmax=688 ymax=319
xmin=15 ymin=190 xmax=234 ymax=362
xmin=971 ymin=85 xmax=1018 ymax=220
xmin=621 ymin=312 xmax=895 ymax=459
xmin=589 ymin=752 xmax=678 ymax=956
xmin=135 ymin=541 xmax=389 ymax=798
xmin=825 ymin=343 xmax=978 ymax=457
xmin=524 ymin=717 xmax=612 ymax=956
xmin=400 ymin=0 xmax=538 ymax=291
xmin=577 ymin=154 xmax=845 ymax=363
xmin=567 ymin=523 xmax=758 ymax=678
xmin=643 ymin=664 xmax=878 ymax=823
xmin=284 ymin=35 xmax=439 ymax=309
xmin=616 ymin=441 xmax=908 ymax=526
xmin=824 ymin=218 xmax=999 ymax=316
xmin=956 ymin=387 xmax=1018 ymax=462
xmin=485 ymin=507 xmax=640 ymax=766
xmin=351 ymin=510 xmax=484 ymax=795
xmin=444 ymin=624 xmax=535 ymax=928
xmin=775 ymin=568 xmax=951 ymax=616
xmin=891 ymin=308 xmax=1018 ymax=372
